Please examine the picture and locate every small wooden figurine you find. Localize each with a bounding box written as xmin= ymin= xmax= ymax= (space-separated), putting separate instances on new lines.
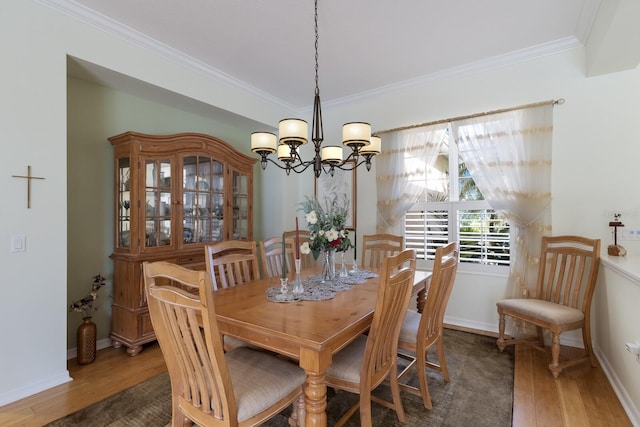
xmin=607 ymin=213 xmax=627 ymax=256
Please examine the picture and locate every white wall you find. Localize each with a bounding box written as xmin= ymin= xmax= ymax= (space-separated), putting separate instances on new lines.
xmin=1 ymin=1 xmax=639 ymax=421
xmin=596 ymin=259 xmax=640 ymax=423
xmin=330 ymin=46 xmax=640 ymax=423
xmin=0 ymin=0 xmax=295 ymax=405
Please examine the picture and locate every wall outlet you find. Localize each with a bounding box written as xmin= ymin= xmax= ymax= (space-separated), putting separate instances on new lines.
xmin=625 ymin=342 xmax=640 ymax=355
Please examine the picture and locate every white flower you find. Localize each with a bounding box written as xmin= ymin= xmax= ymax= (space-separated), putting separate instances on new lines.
xmin=326 ymin=228 xmax=339 ymax=242
xmin=319 ymin=229 xmax=325 ymax=236
xmin=300 ymin=241 xmax=311 ymax=255
xmin=340 ymin=229 xmax=346 ymax=238
xmin=306 ymin=211 xmax=318 ymax=225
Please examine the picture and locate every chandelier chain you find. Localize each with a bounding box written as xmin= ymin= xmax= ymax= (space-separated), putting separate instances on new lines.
xmin=250 ymin=0 xmax=380 ymax=177
xmin=314 ymin=0 xmax=319 ymax=95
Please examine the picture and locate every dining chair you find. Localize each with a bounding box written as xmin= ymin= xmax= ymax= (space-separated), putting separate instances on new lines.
xmin=324 ymin=249 xmax=417 ymax=427
xmin=142 ymin=261 xmax=306 ymax=427
xmin=284 ymin=229 xmax=315 ymax=269
xmin=259 ymin=236 xmax=296 ymax=279
xmin=361 ymin=233 xmax=404 ymax=269
xmin=204 ymin=240 xmax=261 ymax=351
xmin=397 ymin=242 xmax=458 ymax=410
xmin=496 ymin=235 xmax=601 ymax=378
xmin=204 ymin=240 xmax=260 ymax=290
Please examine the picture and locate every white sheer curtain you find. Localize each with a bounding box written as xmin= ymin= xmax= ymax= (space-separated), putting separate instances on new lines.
xmin=376 ymin=124 xmax=448 ymax=232
xmin=454 ymin=104 xmax=554 ymax=299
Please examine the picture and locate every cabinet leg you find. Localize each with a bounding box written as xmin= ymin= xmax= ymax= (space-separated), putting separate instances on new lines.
xmin=112 ymin=339 xmax=122 ymax=349
xmin=126 ymin=345 xmax=143 ymax=356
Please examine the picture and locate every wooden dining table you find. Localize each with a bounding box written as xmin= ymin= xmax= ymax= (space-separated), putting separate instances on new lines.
xmin=213 ymin=268 xmax=431 ymax=427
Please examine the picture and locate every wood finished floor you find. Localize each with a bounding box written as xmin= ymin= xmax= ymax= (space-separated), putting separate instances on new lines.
xmin=0 ymin=336 xmax=632 ymax=427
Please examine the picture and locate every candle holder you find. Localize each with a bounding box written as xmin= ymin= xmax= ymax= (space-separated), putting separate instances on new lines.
xmin=275 ymin=277 xmax=293 ymax=302
xmin=292 ymin=259 xmax=304 ymax=297
xmin=350 ymin=248 xmax=359 ymax=273
xmin=339 ymin=251 xmax=349 ymax=277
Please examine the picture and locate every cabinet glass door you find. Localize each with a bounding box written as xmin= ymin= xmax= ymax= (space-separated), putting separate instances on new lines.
xmin=232 ymin=171 xmax=249 ymax=240
xmin=144 ymin=159 xmax=172 ymax=248
xmin=116 ymin=157 xmax=131 ymax=249
xmin=183 ymin=156 xmax=224 ymax=243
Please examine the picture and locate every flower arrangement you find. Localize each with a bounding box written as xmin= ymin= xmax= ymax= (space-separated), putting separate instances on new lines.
xmin=69 ymin=274 xmax=107 ymax=319
xmin=299 ymin=194 xmax=353 ymax=259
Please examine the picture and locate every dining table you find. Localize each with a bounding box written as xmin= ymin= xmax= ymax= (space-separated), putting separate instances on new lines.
xmin=213 ymin=267 xmax=431 ymax=427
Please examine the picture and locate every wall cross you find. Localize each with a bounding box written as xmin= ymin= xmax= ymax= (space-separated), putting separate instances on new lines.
xmin=12 ymin=165 xmax=45 ymax=209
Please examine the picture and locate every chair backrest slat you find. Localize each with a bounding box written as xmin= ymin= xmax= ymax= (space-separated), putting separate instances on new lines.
xmin=362 ymin=249 xmax=416 ymax=388
xmin=535 ymin=235 xmax=600 ymax=313
xmin=204 ymin=240 xmax=260 ymax=290
xmin=419 ymin=242 xmax=458 ymax=346
xmin=361 ymin=233 xmax=404 ymax=269
xmin=260 ymin=236 xmax=296 ymax=279
xmin=143 ymin=261 xmax=237 ymax=422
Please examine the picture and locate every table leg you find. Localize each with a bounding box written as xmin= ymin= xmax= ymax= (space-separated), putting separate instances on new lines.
xmin=300 ymin=348 xmax=331 ymax=427
xmin=416 ymin=287 xmax=426 ymax=313
xmin=304 ymin=371 xmax=327 ymax=426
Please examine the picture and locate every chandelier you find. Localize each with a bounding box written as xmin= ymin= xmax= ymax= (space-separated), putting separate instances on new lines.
xmin=250 ymin=0 xmax=381 ymax=178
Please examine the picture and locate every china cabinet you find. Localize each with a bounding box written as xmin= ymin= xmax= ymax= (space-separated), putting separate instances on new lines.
xmin=109 ymin=132 xmax=255 ymax=355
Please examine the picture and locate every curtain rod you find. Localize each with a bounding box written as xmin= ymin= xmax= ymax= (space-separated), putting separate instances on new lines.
xmin=374 ymin=98 xmax=565 ymax=136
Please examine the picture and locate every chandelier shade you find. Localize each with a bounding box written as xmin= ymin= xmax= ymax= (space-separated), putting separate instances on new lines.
xmin=359 ymin=135 xmax=382 ymax=155
xmin=321 ymin=146 xmax=342 ymax=164
xmin=250 ymin=132 xmax=277 ymax=154
xmin=250 ymin=0 xmax=381 ymax=177
xmin=342 ymin=122 xmax=371 ymax=148
xmin=279 ymin=119 xmax=309 ymax=146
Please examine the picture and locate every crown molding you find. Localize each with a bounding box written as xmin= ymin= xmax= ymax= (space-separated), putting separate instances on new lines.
xmin=35 ymin=0 xmax=297 ymax=112
xmin=37 ymin=0 xmax=587 ymax=116
xmin=315 ymin=36 xmax=584 ymax=112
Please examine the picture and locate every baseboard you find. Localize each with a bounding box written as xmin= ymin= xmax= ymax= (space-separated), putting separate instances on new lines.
xmin=594 ymin=345 xmax=640 ymax=427
xmin=66 ymin=337 xmax=113 ymax=360
xmin=0 ymin=371 xmax=72 ymax=407
xmin=444 ymin=315 xmax=499 ymax=335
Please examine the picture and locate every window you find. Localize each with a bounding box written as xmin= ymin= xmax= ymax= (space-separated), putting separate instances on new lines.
xmin=403 ymin=129 xmax=510 ymax=271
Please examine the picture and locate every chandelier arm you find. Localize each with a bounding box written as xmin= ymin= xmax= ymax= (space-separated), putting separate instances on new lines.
xmin=289 ymin=160 xmax=316 ymax=174
xmin=332 ymin=155 xmax=375 ymax=171
xmin=260 ymin=155 xmax=321 ymax=175
xmin=259 ymin=156 xmax=296 ymax=171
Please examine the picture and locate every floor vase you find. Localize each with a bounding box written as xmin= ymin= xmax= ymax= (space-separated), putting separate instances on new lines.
xmin=77 ymin=317 xmax=97 ymax=364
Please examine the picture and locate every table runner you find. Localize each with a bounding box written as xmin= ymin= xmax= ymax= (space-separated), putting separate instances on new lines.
xmin=266 ymin=269 xmax=378 ymax=302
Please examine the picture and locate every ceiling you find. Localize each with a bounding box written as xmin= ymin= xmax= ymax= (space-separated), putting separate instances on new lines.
xmin=54 ymin=0 xmax=601 ymax=110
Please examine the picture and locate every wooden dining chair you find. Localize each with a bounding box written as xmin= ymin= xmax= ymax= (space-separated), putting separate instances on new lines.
xmin=204 ymin=240 xmax=261 ymax=290
xmin=204 ymin=240 xmax=261 ymax=351
xmin=142 ymin=261 xmax=306 ymax=427
xmin=324 ymin=249 xmax=417 ymax=427
xmin=361 ymin=233 xmax=404 ymax=269
xmin=496 ymin=235 xmax=601 ymax=378
xmin=259 ymin=236 xmax=296 ymax=279
xmin=397 ymin=242 xmax=459 ymax=410
xmin=284 ymin=229 xmax=315 ymax=269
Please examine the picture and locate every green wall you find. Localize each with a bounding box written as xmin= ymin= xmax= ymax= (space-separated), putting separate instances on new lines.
xmin=66 ymin=77 xmax=263 ymax=350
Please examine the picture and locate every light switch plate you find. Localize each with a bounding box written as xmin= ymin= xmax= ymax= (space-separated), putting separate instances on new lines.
xmin=11 ymin=235 xmax=26 ymax=253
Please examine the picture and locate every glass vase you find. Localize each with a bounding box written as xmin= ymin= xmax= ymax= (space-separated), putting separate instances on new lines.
xmin=292 ymin=258 xmax=304 ymax=297
xmin=339 ymin=251 xmax=349 ymax=277
xmin=321 ymin=247 xmax=336 ymax=283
